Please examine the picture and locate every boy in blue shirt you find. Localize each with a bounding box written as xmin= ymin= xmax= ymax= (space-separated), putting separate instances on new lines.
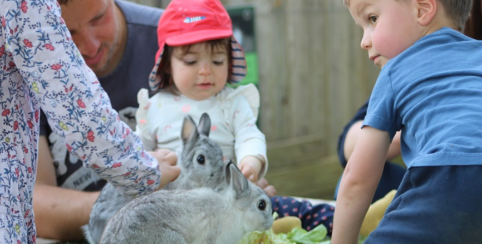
xmin=332 ymin=0 xmax=482 ymax=243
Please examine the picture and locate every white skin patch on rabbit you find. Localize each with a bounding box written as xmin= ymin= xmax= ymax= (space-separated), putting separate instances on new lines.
xmin=82 ymin=113 xmax=228 ymax=244
xmin=100 ymin=163 xmax=273 ymax=244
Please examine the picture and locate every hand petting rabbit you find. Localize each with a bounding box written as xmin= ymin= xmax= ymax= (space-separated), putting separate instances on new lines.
xmin=100 ymin=162 xmax=273 ymax=244
xmin=83 ymin=113 xmax=227 ymax=244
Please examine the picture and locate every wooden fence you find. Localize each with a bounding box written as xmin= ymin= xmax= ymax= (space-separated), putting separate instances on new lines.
xmin=128 ymin=0 xmax=381 ymax=199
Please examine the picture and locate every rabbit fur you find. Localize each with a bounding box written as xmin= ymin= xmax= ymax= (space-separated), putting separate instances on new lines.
xmin=82 ymin=113 xmax=227 ymax=244
xmin=100 ymin=162 xmax=273 ymax=244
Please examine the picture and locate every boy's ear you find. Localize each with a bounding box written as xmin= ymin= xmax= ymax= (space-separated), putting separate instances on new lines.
xmin=415 ymin=0 xmax=437 ymax=26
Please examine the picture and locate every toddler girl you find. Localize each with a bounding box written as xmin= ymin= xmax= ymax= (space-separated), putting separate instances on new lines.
xmin=136 ymin=0 xmax=267 ymax=182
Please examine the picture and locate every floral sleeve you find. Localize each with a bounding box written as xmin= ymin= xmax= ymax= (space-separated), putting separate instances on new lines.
xmin=1 ymin=0 xmax=160 ymax=196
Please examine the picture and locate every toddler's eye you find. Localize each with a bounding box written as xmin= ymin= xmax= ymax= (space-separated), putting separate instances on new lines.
xmin=184 ymin=60 xmax=196 ymax=65
xmin=213 ymin=60 xmax=224 ymax=65
xmin=368 ymin=15 xmax=377 ymax=25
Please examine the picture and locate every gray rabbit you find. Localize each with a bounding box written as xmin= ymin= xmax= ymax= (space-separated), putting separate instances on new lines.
xmin=83 ymin=113 xmax=227 ymax=244
xmin=100 ymin=162 xmax=273 ymax=244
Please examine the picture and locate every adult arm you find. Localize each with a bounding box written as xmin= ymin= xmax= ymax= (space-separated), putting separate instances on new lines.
xmin=34 ymin=136 xmax=177 ymax=240
xmin=332 ymin=127 xmax=390 ymax=244
xmin=5 ymin=0 xmax=177 ymax=195
xmin=34 ymin=136 xmax=99 ymax=240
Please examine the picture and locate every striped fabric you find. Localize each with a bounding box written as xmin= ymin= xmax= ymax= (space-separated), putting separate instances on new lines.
xmin=230 ymin=36 xmax=247 ymax=83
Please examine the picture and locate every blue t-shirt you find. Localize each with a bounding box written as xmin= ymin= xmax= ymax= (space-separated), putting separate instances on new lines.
xmin=39 ymin=0 xmax=162 ymax=191
xmin=364 ymin=27 xmax=482 ymax=168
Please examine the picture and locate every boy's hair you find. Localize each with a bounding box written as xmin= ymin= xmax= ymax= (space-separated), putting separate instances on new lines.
xmin=343 ymin=0 xmax=473 ymax=31
xmin=157 ymin=38 xmax=233 ymax=95
xmin=57 ymin=0 xmax=70 ymax=4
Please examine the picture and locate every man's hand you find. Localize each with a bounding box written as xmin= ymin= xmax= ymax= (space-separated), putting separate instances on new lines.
xmin=150 ymin=149 xmax=181 ymax=190
xmin=238 ymin=156 xmax=263 ymax=183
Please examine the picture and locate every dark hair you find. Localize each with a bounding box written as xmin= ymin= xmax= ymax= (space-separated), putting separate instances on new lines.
xmin=156 ymin=38 xmax=232 ymax=95
xmin=464 ymin=0 xmax=482 ymax=39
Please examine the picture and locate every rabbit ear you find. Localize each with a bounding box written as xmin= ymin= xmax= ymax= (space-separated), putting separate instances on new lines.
xmin=181 ymin=115 xmax=200 ymax=146
xmin=226 ymin=161 xmax=249 ymax=199
xmin=224 ymin=160 xmax=233 ymax=184
xmin=197 ymin=113 xmax=211 ymax=137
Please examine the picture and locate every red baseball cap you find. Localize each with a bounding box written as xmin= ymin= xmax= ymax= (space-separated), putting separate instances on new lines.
xmin=148 ymin=0 xmax=247 ymax=92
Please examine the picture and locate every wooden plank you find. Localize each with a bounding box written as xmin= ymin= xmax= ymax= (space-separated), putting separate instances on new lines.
xmin=267 ymin=134 xmax=326 ymax=167
xmin=266 ymin=135 xmax=343 ymax=199
xmin=255 ymin=0 xmax=291 ymax=142
xmin=265 ymin=154 xmax=342 ymax=200
xmin=286 ymin=0 xmax=310 ymax=138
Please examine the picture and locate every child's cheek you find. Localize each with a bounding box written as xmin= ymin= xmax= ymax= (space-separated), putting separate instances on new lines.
xmin=373 ymin=32 xmax=396 ymax=60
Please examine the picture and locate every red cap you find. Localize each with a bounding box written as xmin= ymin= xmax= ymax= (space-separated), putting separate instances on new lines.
xmin=149 ymin=0 xmax=247 ymax=92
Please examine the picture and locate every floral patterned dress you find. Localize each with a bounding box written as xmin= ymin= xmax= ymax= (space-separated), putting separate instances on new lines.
xmin=1 ymin=0 xmax=161 ymax=243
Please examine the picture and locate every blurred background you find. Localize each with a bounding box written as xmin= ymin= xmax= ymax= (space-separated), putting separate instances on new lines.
xmin=129 ymin=0 xmax=380 ymax=199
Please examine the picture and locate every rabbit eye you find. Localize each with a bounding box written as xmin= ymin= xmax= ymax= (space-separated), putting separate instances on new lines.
xmin=257 ymin=200 xmax=267 ymax=211
xmin=197 ymin=155 xmax=205 ymax=164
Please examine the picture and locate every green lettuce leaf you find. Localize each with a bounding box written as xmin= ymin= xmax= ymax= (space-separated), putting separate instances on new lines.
xmin=238 ymin=228 xmax=295 ymax=244
xmin=287 ymin=225 xmax=328 ymax=244
xmin=238 ymin=213 xmax=330 ymax=244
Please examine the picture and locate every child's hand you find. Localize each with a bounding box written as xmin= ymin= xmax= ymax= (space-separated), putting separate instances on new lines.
xmin=150 ymin=149 xmax=181 ymax=190
xmin=238 ymin=156 xmax=263 ymax=183
xmin=257 ymin=178 xmax=277 ymax=197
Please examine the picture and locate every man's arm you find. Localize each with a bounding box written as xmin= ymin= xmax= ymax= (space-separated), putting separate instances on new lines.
xmin=34 ymin=140 xmax=179 ymax=241
xmin=34 ymin=136 xmax=100 ymax=241
xmin=332 ymin=127 xmax=390 ymax=244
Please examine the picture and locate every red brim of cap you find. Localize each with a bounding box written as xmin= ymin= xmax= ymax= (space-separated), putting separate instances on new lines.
xmin=165 ymin=29 xmax=233 ymax=46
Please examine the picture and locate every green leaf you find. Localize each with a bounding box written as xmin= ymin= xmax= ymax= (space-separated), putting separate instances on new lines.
xmin=287 ymin=225 xmax=328 ymax=244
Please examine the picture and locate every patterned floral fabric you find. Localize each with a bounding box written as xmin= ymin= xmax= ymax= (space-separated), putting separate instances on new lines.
xmin=0 ymin=1 xmax=161 ymax=243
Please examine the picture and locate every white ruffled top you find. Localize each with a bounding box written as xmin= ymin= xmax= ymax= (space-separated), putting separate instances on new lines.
xmin=136 ymin=84 xmax=268 ymax=178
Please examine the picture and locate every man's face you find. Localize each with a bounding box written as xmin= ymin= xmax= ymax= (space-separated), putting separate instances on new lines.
xmin=60 ymin=0 xmax=121 ymax=76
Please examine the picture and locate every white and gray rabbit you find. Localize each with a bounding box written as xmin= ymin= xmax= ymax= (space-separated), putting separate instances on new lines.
xmin=100 ymin=162 xmax=273 ymax=244
xmin=82 ymin=113 xmax=227 ymax=244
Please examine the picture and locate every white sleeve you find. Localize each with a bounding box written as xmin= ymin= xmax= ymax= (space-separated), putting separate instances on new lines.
xmin=228 ymin=85 xmax=268 ymax=178
xmin=135 ymin=88 xmax=157 ymax=151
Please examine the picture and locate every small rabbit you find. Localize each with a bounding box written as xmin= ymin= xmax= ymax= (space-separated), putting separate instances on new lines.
xmin=164 ymin=113 xmax=226 ymax=191
xmin=83 ymin=113 xmax=227 ymax=244
xmin=100 ymin=162 xmax=273 ymax=244
xmin=82 ymin=183 xmax=135 ymax=244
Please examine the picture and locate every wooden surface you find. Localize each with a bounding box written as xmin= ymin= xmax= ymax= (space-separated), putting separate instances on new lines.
xmin=265 ymin=135 xmax=343 ymax=200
